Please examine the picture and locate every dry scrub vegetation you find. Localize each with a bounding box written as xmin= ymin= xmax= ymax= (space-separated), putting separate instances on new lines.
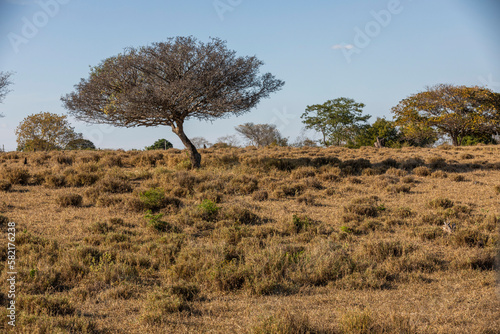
xmin=0 ymin=145 xmax=499 ymax=333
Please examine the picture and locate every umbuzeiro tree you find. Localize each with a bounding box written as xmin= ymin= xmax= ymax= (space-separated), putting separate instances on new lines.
xmin=61 ymin=36 xmax=284 ymax=168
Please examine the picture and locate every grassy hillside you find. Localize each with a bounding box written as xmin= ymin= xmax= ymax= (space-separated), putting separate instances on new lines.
xmin=0 ymin=145 xmax=499 ymax=333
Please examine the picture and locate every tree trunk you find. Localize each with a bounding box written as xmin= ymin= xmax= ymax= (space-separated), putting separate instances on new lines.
xmin=172 ymin=124 xmax=201 ymax=168
xmin=451 ymin=135 xmax=459 ymax=146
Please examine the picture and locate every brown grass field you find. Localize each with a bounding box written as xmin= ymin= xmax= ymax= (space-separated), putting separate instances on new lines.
xmin=0 ymin=145 xmax=499 ymax=333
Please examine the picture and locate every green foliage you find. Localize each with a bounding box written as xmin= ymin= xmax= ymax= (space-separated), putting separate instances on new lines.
xmin=197 ymin=199 xmax=220 ymax=221
xmin=139 ymin=188 xmax=166 ymax=211
xmin=145 ymin=210 xmax=170 ymax=232
xmin=461 ymin=133 xmax=497 ymax=146
xmin=351 ymin=117 xmax=401 ymax=148
xmin=392 ymin=84 xmax=500 ymax=146
xmin=66 ymin=138 xmax=96 ymax=150
xmin=301 ymin=97 xmax=370 ymax=146
xmin=146 ymin=138 xmax=173 ymax=150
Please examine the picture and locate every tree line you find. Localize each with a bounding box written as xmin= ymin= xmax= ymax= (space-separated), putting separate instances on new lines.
xmin=1 ymin=36 xmax=499 ymax=168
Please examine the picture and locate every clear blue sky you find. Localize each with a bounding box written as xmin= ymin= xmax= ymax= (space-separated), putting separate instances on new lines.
xmin=1 ymin=0 xmax=499 ymax=150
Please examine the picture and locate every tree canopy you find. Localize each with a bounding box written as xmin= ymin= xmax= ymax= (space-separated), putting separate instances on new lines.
xmin=351 ymin=117 xmax=401 ymax=148
xmin=61 ymin=36 xmax=284 ymax=167
xmin=392 ymin=84 xmax=500 ymax=146
xmin=16 ymin=112 xmax=82 ymax=151
xmin=301 ymin=97 xmax=370 ymax=146
xmin=66 ymin=138 xmax=96 ymax=150
xmin=235 ymin=122 xmax=286 ymax=147
xmin=0 ymin=71 xmax=13 ymax=117
xmin=146 ymin=139 xmax=173 ymax=150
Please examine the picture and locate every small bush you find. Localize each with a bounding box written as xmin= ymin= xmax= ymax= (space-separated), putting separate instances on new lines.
xmin=44 ymin=174 xmax=66 ymax=188
xmin=385 ymin=167 xmax=405 ymax=177
xmin=431 ymin=170 xmax=447 ymax=178
xmin=139 ymin=188 xmax=166 ymax=211
xmin=291 ymin=214 xmax=311 ymax=233
xmin=428 ymin=157 xmax=447 ymax=169
xmin=66 ymin=172 xmax=99 ymax=187
xmin=429 ymin=198 xmax=454 ymax=209
xmin=2 ymin=167 xmax=30 ymax=185
xmin=413 ymin=166 xmax=431 ymax=176
xmin=57 ymin=194 xmax=83 ymax=207
xmin=198 ymin=199 xmax=220 ymax=222
xmin=145 ymin=211 xmax=173 ymax=232
xmin=96 ymin=176 xmax=132 ymax=193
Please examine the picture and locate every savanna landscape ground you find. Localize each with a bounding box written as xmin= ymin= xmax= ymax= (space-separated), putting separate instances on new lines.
xmin=0 ymin=144 xmax=499 ymax=333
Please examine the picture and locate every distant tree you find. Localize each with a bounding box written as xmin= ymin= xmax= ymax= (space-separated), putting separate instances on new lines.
xmin=235 ymin=122 xmax=285 ymax=147
xmin=301 ymin=97 xmax=370 ymax=146
xmin=292 ymin=136 xmax=318 ymax=148
xmin=146 ymin=139 xmax=173 ymax=150
xmin=351 ymin=117 xmax=401 ymax=148
xmin=215 ymin=135 xmax=240 ymax=147
xmin=399 ymin=123 xmax=439 ymax=147
xmin=0 ymin=71 xmax=13 ymax=117
xmin=61 ymin=36 xmax=284 ymax=168
xmin=15 ymin=112 xmax=81 ymax=151
xmin=392 ymin=84 xmax=500 ymax=146
xmin=66 ymin=138 xmax=96 ymax=150
xmin=191 ymin=137 xmax=212 ymax=149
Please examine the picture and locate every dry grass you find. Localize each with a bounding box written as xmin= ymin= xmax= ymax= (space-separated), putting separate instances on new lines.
xmin=0 ymin=145 xmax=499 ymax=333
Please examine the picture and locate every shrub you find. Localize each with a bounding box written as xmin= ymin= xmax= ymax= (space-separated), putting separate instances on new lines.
xmin=412 ymin=166 xmax=431 ymax=176
xmin=44 ymin=174 xmax=66 ymax=188
xmin=66 ymin=172 xmax=99 ymax=187
xmin=385 ymin=167 xmax=405 ymax=177
xmin=431 ymin=170 xmax=447 ymax=178
xmin=428 ymin=156 xmax=447 ymax=169
xmin=429 ymin=198 xmax=454 ymax=209
xmin=400 ymin=157 xmax=424 ymax=170
xmin=0 ymin=180 xmax=12 ymax=191
xmin=197 ymin=199 xmax=220 ymax=222
xmin=57 ymin=194 xmax=83 ymax=207
xmin=344 ymin=198 xmax=381 ymax=218
xmin=2 ymin=167 xmax=30 ymax=185
xmin=222 ymin=206 xmax=260 ymax=225
xmin=139 ymin=188 xmax=166 ymax=211
xmin=96 ymin=176 xmax=132 ymax=193
xmin=227 ymin=174 xmax=258 ymax=194
xmin=291 ymin=214 xmax=311 ymax=233
xmin=144 ymin=211 xmax=173 ymax=232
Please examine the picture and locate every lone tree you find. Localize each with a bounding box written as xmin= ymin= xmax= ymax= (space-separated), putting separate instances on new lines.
xmin=392 ymin=84 xmax=500 ymax=146
xmin=235 ymin=122 xmax=286 ymax=147
xmin=301 ymin=97 xmax=370 ymax=146
xmin=15 ymin=112 xmax=82 ymax=151
xmin=61 ymin=36 xmax=284 ymax=168
xmin=0 ymin=71 xmax=13 ymax=117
